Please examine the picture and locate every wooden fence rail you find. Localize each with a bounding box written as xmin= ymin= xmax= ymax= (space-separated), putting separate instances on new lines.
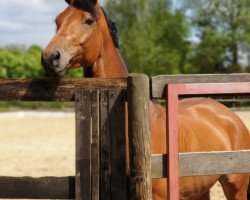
xmin=1 ymin=150 xmax=250 ymax=198
xmin=152 ymin=150 xmax=250 ymax=178
xmin=0 ymin=176 xmax=75 ymax=199
xmin=151 ymin=73 xmax=250 ymax=98
xmin=0 ymin=78 xmax=127 ymax=101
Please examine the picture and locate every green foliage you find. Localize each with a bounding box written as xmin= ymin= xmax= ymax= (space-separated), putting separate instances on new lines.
xmin=190 ymin=28 xmax=229 ymax=73
xmin=106 ymin=0 xmax=190 ymax=76
xmin=0 ymin=45 xmax=44 ymax=78
xmin=105 ymin=0 xmax=250 ymax=75
xmin=183 ymin=0 xmax=250 ymax=73
xmin=0 ymin=102 xmax=74 ymax=111
xmin=64 ymin=68 xmax=83 ymax=78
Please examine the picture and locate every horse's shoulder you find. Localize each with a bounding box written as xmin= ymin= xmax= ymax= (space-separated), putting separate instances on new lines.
xmin=178 ymin=98 xmax=231 ymax=116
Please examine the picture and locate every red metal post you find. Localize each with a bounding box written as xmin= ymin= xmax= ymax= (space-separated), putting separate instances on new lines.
xmin=175 ymin=82 xmax=250 ymax=95
xmin=165 ymin=82 xmax=250 ymax=200
xmin=166 ymin=85 xmax=179 ymax=200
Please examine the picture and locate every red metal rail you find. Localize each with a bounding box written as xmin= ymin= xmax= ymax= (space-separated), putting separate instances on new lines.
xmin=165 ymin=82 xmax=250 ymax=200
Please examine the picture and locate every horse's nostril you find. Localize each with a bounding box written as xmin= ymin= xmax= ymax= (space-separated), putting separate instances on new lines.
xmin=52 ymin=51 xmax=61 ymax=62
xmin=41 ymin=52 xmax=50 ymax=67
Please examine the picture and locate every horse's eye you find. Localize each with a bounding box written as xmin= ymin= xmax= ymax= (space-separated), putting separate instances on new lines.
xmin=85 ymin=18 xmax=94 ymax=25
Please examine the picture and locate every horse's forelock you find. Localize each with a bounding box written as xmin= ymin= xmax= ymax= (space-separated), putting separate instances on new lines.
xmin=72 ymin=0 xmax=97 ymax=16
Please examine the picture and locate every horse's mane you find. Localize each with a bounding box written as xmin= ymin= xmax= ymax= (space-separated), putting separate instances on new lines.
xmin=100 ymin=7 xmax=119 ymax=48
xmin=100 ymin=8 xmax=130 ymax=71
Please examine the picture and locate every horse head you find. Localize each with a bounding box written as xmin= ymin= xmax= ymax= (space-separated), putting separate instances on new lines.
xmin=41 ymin=0 xmax=119 ymax=77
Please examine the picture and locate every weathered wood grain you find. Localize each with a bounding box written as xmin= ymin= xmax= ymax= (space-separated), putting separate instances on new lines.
xmin=0 ymin=78 xmax=127 ymax=101
xmin=91 ymin=91 xmax=100 ymax=200
xmin=128 ymin=74 xmax=152 ymax=200
xmin=151 ymin=150 xmax=250 ymax=178
xmin=152 ymin=74 xmax=250 ymax=98
xmin=75 ymin=90 xmax=92 ymax=200
xmin=0 ymin=176 xmax=74 ymax=199
xmin=108 ymin=89 xmax=127 ymax=200
xmin=75 ymin=89 xmax=127 ymax=200
xmin=100 ymin=90 xmax=111 ymax=200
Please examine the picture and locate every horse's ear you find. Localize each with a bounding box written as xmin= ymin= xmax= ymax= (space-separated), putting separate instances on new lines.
xmin=66 ymin=0 xmax=97 ymax=5
xmin=65 ymin=0 xmax=72 ymax=4
xmin=90 ymin=0 xmax=97 ymax=5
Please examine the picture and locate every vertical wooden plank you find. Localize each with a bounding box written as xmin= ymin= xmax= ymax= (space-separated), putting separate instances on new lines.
xmin=166 ymin=85 xmax=179 ymax=200
xmin=128 ymin=74 xmax=152 ymax=200
xmin=108 ymin=89 xmax=127 ymax=200
xmin=100 ymin=90 xmax=111 ymax=200
xmin=75 ymin=89 xmax=92 ymax=200
xmin=91 ymin=91 xmax=100 ymax=200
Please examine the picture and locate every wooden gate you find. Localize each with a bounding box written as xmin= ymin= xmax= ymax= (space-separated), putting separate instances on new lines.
xmin=75 ymin=89 xmax=127 ymax=200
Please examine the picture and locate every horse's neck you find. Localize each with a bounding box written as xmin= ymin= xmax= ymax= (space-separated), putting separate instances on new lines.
xmin=91 ymin=46 xmax=128 ymax=78
xmin=88 ymin=12 xmax=128 ymax=78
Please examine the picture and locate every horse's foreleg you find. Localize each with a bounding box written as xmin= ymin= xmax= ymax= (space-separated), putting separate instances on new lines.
xmin=219 ymin=174 xmax=249 ymax=200
xmin=195 ymin=191 xmax=210 ymax=200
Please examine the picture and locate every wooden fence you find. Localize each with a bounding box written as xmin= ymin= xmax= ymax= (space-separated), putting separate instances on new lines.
xmin=0 ymin=78 xmax=128 ymax=199
xmin=0 ymin=74 xmax=250 ymax=199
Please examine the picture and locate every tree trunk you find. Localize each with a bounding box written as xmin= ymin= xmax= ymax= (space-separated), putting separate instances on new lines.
xmin=232 ymin=41 xmax=238 ymax=67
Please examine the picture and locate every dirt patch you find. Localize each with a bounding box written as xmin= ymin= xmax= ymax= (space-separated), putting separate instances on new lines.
xmin=0 ymin=110 xmax=249 ymax=199
xmin=0 ymin=111 xmax=75 ymax=177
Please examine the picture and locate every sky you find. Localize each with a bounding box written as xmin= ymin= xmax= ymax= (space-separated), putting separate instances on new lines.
xmin=0 ymin=0 xmax=104 ymax=48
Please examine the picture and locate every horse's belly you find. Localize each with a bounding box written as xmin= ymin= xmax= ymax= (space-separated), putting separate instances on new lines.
xmin=152 ymin=176 xmax=220 ymax=200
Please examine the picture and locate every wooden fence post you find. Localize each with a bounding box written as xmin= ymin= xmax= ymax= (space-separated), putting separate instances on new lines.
xmin=128 ymin=74 xmax=152 ymax=200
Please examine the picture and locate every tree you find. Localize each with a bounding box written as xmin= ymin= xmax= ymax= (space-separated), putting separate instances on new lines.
xmin=189 ymin=28 xmax=228 ymax=73
xmin=105 ymin=0 xmax=190 ymax=76
xmin=183 ymin=0 xmax=250 ymax=73
xmin=0 ymin=47 xmax=26 ymax=78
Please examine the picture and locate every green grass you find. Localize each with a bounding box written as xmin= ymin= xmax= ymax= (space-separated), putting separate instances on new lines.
xmin=0 ymin=102 xmax=75 ymax=111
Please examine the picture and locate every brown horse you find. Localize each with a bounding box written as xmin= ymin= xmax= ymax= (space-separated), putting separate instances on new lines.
xmin=41 ymin=0 xmax=250 ymax=199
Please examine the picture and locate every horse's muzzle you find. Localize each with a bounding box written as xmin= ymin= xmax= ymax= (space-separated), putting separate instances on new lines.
xmin=41 ymin=51 xmax=64 ymax=77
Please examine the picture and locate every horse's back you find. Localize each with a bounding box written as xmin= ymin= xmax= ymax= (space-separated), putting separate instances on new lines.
xmin=150 ymin=97 xmax=250 ymax=153
xmin=179 ymin=98 xmax=250 ymax=152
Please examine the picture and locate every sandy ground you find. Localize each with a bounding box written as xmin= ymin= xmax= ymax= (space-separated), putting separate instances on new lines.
xmin=0 ymin=110 xmax=249 ymax=199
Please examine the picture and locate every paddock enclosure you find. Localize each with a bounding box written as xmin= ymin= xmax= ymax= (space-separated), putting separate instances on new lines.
xmin=0 ymin=73 xmax=250 ymax=200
